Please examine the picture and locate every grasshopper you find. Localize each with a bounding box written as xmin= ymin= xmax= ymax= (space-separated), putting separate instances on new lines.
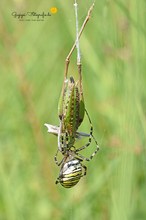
xmin=57 ymin=75 xmax=85 ymax=152
xmin=45 ymin=2 xmax=99 ymax=188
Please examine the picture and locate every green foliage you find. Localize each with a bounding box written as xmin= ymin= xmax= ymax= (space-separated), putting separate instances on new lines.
xmin=0 ymin=0 xmax=146 ymax=219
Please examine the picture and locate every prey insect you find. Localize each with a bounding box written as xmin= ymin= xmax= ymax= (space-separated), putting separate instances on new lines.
xmin=45 ymin=2 xmax=99 ymax=188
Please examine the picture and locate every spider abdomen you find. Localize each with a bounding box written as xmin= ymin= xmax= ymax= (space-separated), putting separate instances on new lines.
xmin=57 ymin=159 xmax=83 ymax=188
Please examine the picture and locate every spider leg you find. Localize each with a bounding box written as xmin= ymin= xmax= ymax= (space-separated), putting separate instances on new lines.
xmin=54 ymin=149 xmax=64 ymax=166
xmin=75 ymin=109 xmax=94 ymax=152
xmin=75 ymin=145 xmax=99 ymax=162
xmin=74 ymin=151 xmax=91 ymax=162
xmin=55 ymin=129 xmax=69 ymax=165
xmin=75 ymin=108 xmax=100 ymax=160
xmin=75 ymin=136 xmax=92 ymax=153
xmin=81 ymin=164 xmax=87 ymax=176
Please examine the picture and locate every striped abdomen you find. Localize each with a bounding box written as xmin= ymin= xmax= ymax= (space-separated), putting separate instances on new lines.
xmin=58 ymin=159 xmax=83 ymax=188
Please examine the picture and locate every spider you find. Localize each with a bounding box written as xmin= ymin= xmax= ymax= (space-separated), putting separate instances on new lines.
xmin=45 ymin=2 xmax=100 ymax=188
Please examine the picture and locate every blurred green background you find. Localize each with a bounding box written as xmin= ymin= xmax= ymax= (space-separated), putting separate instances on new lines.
xmin=0 ymin=0 xmax=146 ymax=219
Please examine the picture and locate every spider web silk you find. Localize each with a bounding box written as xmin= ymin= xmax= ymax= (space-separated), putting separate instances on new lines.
xmin=74 ymin=0 xmax=81 ymax=65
